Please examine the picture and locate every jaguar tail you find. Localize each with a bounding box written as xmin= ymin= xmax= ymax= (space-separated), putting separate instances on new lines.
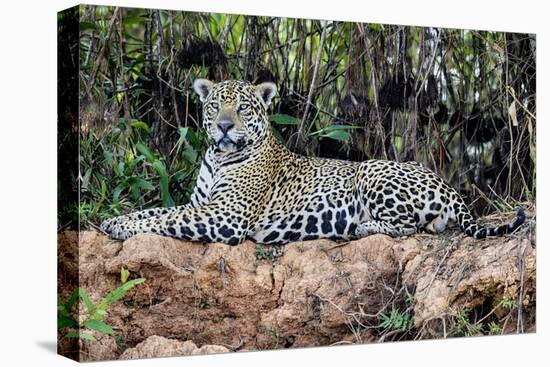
xmin=456 ymin=203 xmax=526 ymax=239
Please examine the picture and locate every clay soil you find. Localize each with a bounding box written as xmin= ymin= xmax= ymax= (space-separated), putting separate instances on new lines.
xmin=57 ymin=211 xmax=536 ymax=361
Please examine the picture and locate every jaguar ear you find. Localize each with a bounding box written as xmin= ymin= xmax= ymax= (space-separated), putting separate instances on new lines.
xmin=193 ymin=79 xmax=214 ymax=102
xmin=254 ymin=82 xmax=277 ymax=107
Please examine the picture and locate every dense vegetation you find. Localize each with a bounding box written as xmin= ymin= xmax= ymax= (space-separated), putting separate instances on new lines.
xmin=58 ymin=5 xmax=536 ymax=228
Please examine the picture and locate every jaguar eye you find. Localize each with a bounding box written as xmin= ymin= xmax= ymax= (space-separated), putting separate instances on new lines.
xmin=238 ymin=103 xmax=250 ymax=112
xmin=209 ymin=102 xmax=219 ymax=110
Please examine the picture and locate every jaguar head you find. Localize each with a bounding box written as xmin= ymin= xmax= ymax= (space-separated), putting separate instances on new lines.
xmin=193 ymin=79 xmax=277 ymax=153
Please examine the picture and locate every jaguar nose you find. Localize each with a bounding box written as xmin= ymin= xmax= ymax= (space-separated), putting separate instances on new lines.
xmin=217 ymin=120 xmax=234 ymax=134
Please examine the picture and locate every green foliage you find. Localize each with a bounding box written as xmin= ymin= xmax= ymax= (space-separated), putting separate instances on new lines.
xmin=498 ymin=298 xmax=516 ymax=311
xmin=270 ymin=113 xmax=358 ymax=147
xmin=487 ymin=321 xmax=502 ymax=335
xmin=58 ymin=268 xmax=145 ymax=341
xmin=310 ymin=124 xmax=359 ymax=142
xmin=120 ymin=267 xmax=130 ymax=283
xmin=445 ymin=303 xmax=518 ymax=337
xmin=377 ymin=309 xmax=413 ymax=332
xmin=269 ymin=114 xmax=301 ymax=125
xmin=449 ymin=308 xmax=483 ymax=337
xmin=79 ymin=122 xmax=207 ymax=225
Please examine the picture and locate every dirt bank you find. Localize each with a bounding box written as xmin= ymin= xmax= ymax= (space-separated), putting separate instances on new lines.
xmin=57 ymin=216 xmax=536 ymax=361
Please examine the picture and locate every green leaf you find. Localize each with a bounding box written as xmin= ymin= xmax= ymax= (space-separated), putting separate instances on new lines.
xmin=122 ymin=277 xmax=146 ymax=289
xmin=57 ymin=304 xmax=66 ymax=315
xmin=174 ymin=127 xmax=190 ymax=153
xmin=64 ymin=331 xmax=79 ymax=339
xmin=58 ymin=316 xmax=77 ymax=328
xmin=126 ymin=155 xmax=145 ymax=173
xmin=123 ymin=16 xmax=148 ymax=26
xmin=65 ymin=289 xmax=79 ymax=313
xmin=103 ymin=278 xmax=146 ymax=305
xmin=113 ymin=162 xmax=121 ymax=177
xmin=117 ymin=118 xmax=127 ymax=131
xmin=316 ymin=124 xmax=359 ymax=132
xmin=121 ymin=267 xmax=130 ymax=283
xmin=130 ymin=66 xmax=151 ymax=81
xmin=270 ymin=114 xmax=301 ymax=125
xmin=102 ymin=291 xmax=125 ymax=307
xmin=184 ymin=127 xmax=203 ymax=148
xmin=271 ymin=127 xmax=286 ymax=145
xmin=183 ymin=146 xmax=198 ymax=163
xmin=80 ymin=21 xmax=99 ymax=31
xmin=84 ymin=319 xmax=114 ymax=335
xmin=153 ymin=161 xmax=175 ymax=207
xmin=129 ymin=177 xmax=154 ymax=191
xmin=103 ymin=150 xmax=114 ymax=166
xmin=136 ymin=142 xmax=156 ymax=163
xmin=173 ymin=171 xmax=191 ymax=182
xmin=130 ymin=121 xmax=150 ymax=132
xmin=320 ymin=129 xmax=351 ymax=141
xmin=309 ymin=124 xmax=358 ymax=141
xmin=112 ymin=184 xmax=125 ymax=203
xmin=130 ymin=183 xmax=140 ymax=200
xmin=116 ymin=161 xmax=125 ymax=177
xmin=103 ymin=288 xmax=125 ymax=305
xmin=100 ymin=180 xmax=107 ymax=198
xmin=66 ymin=331 xmax=97 ymax=341
xmin=332 ymin=124 xmax=357 ymax=130
xmin=78 ymin=288 xmax=95 ymax=314
xmin=178 ymin=127 xmax=189 ymax=140
xmin=81 ymin=168 xmax=92 ymax=190
xmin=369 ymin=23 xmax=383 ymax=32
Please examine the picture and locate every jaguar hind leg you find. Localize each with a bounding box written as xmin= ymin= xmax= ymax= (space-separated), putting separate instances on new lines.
xmin=424 ymin=213 xmax=448 ymax=234
xmin=355 ymin=219 xmax=417 ymax=237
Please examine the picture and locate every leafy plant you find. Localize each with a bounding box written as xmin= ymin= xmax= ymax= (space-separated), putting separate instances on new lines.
xmin=487 ymin=321 xmax=502 ymax=335
xmin=77 ymin=121 xmax=208 ymax=227
xmin=58 ymin=268 xmax=145 ymax=341
xmin=310 ymin=124 xmax=359 ymax=142
xmin=135 ymin=142 xmax=175 ymax=207
xmin=449 ymin=308 xmax=483 ymax=337
xmin=269 ymin=114 xmax=301 ymax=126
xmin=498 ymin=298 xmax=516 ymax=311
xmin=270 ymin=113 xmax=358 ymax=144
xmin=377 ymin=309 xmax=413 ymax=332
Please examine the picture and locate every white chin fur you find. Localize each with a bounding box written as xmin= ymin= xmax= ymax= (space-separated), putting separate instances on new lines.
xmin=218 ymin=141 xmax=239 ymax=152
xmin=211 ymin=129 xmax=244 ymax=152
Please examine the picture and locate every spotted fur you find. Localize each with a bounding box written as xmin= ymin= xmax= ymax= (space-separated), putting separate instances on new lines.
xmin=101 ymin=79 xmax=526 ymax=244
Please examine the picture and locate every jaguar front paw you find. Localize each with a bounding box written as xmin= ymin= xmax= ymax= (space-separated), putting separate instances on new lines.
xmin=107 ymin=224 xmax=135 ymax=240
xmin=100 ymin=215 xmax=131 ymax=232
xmin=100 ymin=217 xmax=115 ymax=233
xmin=100 ymin=216 xmax=135 ymax=240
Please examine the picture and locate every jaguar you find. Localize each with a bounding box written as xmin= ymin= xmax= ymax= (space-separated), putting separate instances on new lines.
xmin=101 ymin=79 xmax=525 ymax=245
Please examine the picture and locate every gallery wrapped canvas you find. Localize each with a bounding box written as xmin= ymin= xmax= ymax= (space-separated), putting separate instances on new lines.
xmin=57 ymin=4 xmax=536 ymax=362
